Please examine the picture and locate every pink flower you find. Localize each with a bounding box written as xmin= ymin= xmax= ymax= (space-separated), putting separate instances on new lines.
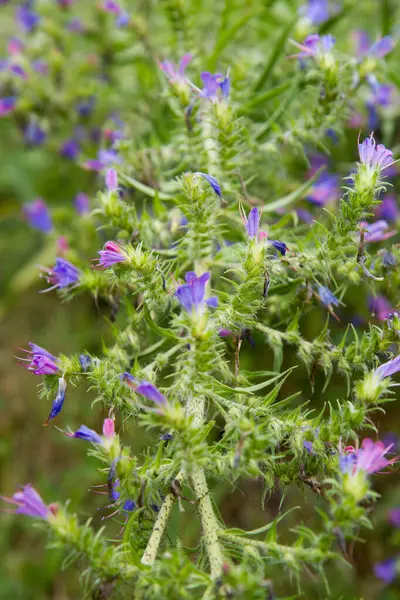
xmin=103 ymin=418 xmax=115 ymax=438
xmin=340 ymin=438 xmax=398 ymax=475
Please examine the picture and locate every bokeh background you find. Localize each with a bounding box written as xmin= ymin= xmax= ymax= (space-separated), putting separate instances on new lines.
xmin=1 ymin=2 xmax=400 ymax=599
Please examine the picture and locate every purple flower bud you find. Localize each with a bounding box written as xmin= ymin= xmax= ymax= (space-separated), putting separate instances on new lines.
xmin=318 ymin=285 xmax=339 ymax=308
xmin=45 ymin=377 xmax=67 ymax=424
xmin=95 ymin=241 xmax=128 ymax=269
xmin=389 ymin=509 xmax=400 ymax=528
xmin=74 ymin=193 xmax=90 ymax=215
xmin=292 ymin=34 xmax=335 ymax=59
xmin=103 ymin=0 xmax=121 ymax=13
xmin=375 ymin=355 xmax=400 ymax=380
xmin=75 ymin=96 xmax=95 ymax=117
xmin=123 ymin=499 xmax=136 ymax=512
xmin=116 ymin=12 xmax=130 ymax=26
xmin=23 ymin=198 xmax=53 ymax=233
xmin=374 ymin=558 xmax=397 ymax=584
xmin=219 ymin=329 xmax=233 ymax=338
xmin=9 ymin=64 xmax=27 ymax=79
xmin=66 ymin=425 xmax=103 ymax=445
xmin=79 ymin=354 xmax=92 ymax=371
xmin=270 ymin=240 xmax=288 ymax=256
xmin=40 ymin=258 xmax=80 ymax=291
xmin=103 ymin=418 xmax=115 ymax=438
xmin=67 ymin=17 xmax=83 ymax=32
xmin=358 ymin=135 xmax=393 ymax=170
xmin=105 ymin=168 xmax=118 ymax=191
xmin=245 ymin=207 xmax=260 ymax=238
xmin=368 ymin=36 xmax=394 ymax=58
xmin=1 ymin=484 xmax=53 ymax=519
xmin=8 ymin=37 xmax=24 ymax=55
xmin=0 ymin=96 xmax=17 ymax=116
xmin=19 ymin=343 xmax=59 ymax=376
xmin=194 ymin=172 xmax=222 ymax=197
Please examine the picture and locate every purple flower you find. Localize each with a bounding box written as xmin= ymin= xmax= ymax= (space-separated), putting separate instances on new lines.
xmin=135 ymin=381 xmax=167 ymax=408
xmin=105 ymin=168 xmax=118 ymax=191
xmin=389 ymin=509 xmax=400 ymax=528
xmin=270 ymin=240 xmax=288 ymax=256
xmin=160 ymin=56 xmax=192 ymax=80
xmin=67 ymin=18 xmax=84 ymax=32
xmin=60 ymin=139 xmax=80 ymax=160
xmin=103 ymin=418 xmax=115 ymax=438
xmin=367 ymin=76 xmax=392 ymax=107
xmin=75 ymin=96 xmax=95 ymax=118
xmin=296 ymin=208 xmax=314 ymax=223
xmin=368 ymin=36 xmax=394 ymax=59
xmin=0 ymin=96 xmax=17 ymax=116
xmin=16 ymin=5 xmax=40 ymax=32
xmin=304 ymin=441 xmax=313 ymax=454
xmin=194 ymin=172 xmax=222 ymax=197
xmin=245 ymin=207 xmax=260 ymax=239
xmin=45 ymin=377 xmax=67 ymax=424
xmin=369 ymin=295 xmax=396 ymax=321
xmin=200 ymin=71 xmax=230 ymax=101
xmin=377 ymin=195 xmax=399 ymax=222
xmin=176 ymin=271 xmax=218 ymax=314
xmin=9 ymin=64 xmax=27 ymax=79
xmin=1 ymin=485 xmax=52 ymax=519
xmin=359 ymin=220 xmax=396 ymax=243
xmin=19 ymin=343 xmax=59 ymax=375
xmin=24 ymin=122 xmax=46 ymax=145
xmin=75 ymin=193 xmax=90 ymax=215
xmin=340 ymin=438 xmax=397 ymax=476
xmin=103 ymin=0 xmax=121 ymax=13
xmin=65 ymin=425 xmax=103 ymax=445
xmin=307 ymin=172 xmax=340 ymax=205
xmin=8 ymin=37 xmax=24 ymax=55
xmin=116 ymin=12 xmax=130 ymax=26
xmin=23 ymin=198 xmax=53 ymax=233
xmin=85 ymin=149 xmax=120 ymax=172
xmin=123 ymin=499 xmax=136 ymax=512
xmin=358 ymin=135 xmax=393 ymax=171
xmin=375 ymin=355 xmax=400 ymax=380
xmin=95 ymin=241 xmax=128 ymax=269
xmin=40 ymin=258 xmax=80 ymax=292
xmin=318 ymin=285 xmax=339 ymax=308
xmin=292 ymin=34 xmax=335 ymax=59
xmin=374 ymin=558 xmax=397 ymax=584
xmin=301 ymin=0 xmax=329 ymax=24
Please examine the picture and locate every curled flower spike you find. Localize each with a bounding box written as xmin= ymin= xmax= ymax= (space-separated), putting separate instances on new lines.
xmin=358 ymin=220 xmax=396 ymax=243
xmin=1 ymin=484 xmax=54 ymax=519
xmin=94 ymin=241 xmax=128 ymax=269
xmin=45 ymin=377 xmax=67 ymax=424
xmin=18 ymin=343 xmax=59 ymax=375
xmin=40 ymin=258 xmax=80 ymax=292
xmin=176 ymin=271 xmax=218 ymax=314
xmin=105 ymin=168 xmax=118 ymax=191
xmin=340 ymin=438 xmax=398 ymax=475
xmin=194 ymin=172 xmax=222 ymax=197
xmin=159 ymin=53 xmax=192 ymax=82
xmin=23 ymin=199 xmax=53 ymax=233
xmin=358 ymin=135 xmax=394 ymax=171
xmin=375 ymin=355 xmax=400 ymax=380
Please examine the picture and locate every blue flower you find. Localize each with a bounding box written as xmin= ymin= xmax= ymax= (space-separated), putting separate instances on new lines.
xmin=60 ymin=139 xmax=80 ymax=160
xmin=24 ymin=123 xmax=46 ymax=146
xmin=123 ymin=499 xmax=136 ymax=512
xmin=374 ymin=558 xmax=397 ymax=584
xmin=66 ymin=425 xmax=103 ymax=445
xmin=135 ymin=382 xmax=167 ymax=408
xmin=301 ymin=0 xmax=330 ymax=24
xmin=16 ymin=5 xmax=40 ymax=32
xmin=0 ymin=96 xmax=17 ymax=116
xmin=176 ymin=272 xmax=218 ymax=314
xmin=270 ymin=240 xmax=288 ymax=256
xmin=41 ymin=258 xmax=80 ymax=291
xmin=318 ymin=285 xmax=339 ymax=307
xmin=45 ymin=377 xmax=67 ymax=424
xmin=194 ymin=172 xmax=222 ymax=197
xmin=200 ymin=71 xmax=230 ymax=101
xmin=75 ymin=193 xmax=90 ymax=216
xmin=245 ymin=207 xmax=260 ymax=239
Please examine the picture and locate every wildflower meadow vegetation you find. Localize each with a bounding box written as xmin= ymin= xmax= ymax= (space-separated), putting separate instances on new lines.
xmin=1 ymin=0 xmax=400 ymax=598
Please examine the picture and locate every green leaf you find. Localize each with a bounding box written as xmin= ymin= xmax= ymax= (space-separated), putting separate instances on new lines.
xmin=143 ymin=305 xmax=179 ymax=340
xmin=253 ymin=16 xmax=297 ymax=92
xmin=207 ymin=10 xmax=260 ymax=71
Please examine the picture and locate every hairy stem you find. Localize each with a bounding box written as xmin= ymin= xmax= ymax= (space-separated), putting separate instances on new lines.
xmin=188 ymin=395 xmax=224 ymax=578
xmin=141 ymin=470 xmax=184 ymax=567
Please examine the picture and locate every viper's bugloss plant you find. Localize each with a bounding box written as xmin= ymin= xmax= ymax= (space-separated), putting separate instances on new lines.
xmin=2 ymin=0 xmax=400 ymax=598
